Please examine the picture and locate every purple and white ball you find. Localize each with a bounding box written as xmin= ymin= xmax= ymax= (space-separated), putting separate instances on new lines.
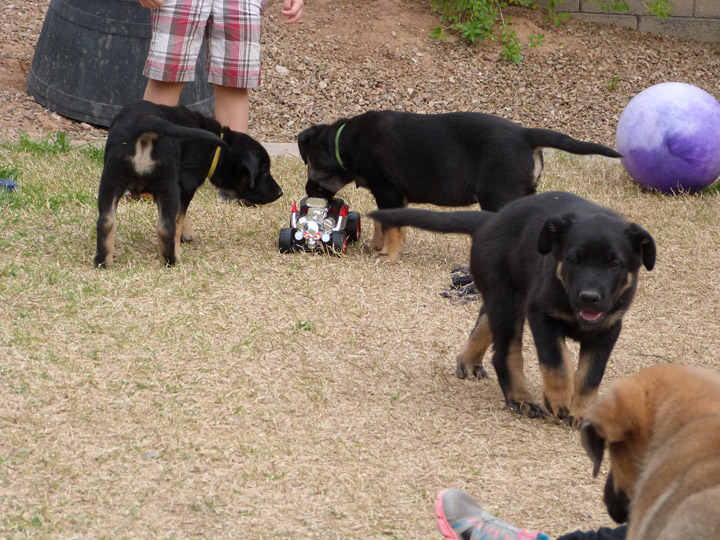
xmin=616 ymin=82 xmax=720 ymax=194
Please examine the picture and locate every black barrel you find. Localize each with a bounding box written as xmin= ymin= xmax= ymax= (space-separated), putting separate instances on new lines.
xmin=26 ymin=0 xmax=214 ymax=127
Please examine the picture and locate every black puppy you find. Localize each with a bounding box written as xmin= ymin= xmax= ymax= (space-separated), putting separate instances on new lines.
xmin=369 ymin=191 xmax=655 ymax=425
xmin=94 ymin=100 xmax=283 ymax=268
xmin=298 ymin=111 xmax=621 ymax=261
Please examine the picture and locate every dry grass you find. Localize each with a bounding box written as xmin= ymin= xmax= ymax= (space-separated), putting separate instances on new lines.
xmin=0 ymin=139 xmax=718 ymax=540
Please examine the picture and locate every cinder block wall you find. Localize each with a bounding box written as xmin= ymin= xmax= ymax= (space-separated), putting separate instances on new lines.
xmin=536 ymin=0 xmax=720 ymax=42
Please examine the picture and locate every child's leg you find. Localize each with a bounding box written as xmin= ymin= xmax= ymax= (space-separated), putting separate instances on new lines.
xmin=205 ymin=0 xmax=264 ymax=132
xmin=557 ymin=527 xmax=627 ymax=540
xmin=143 ymin=79 xmax=187 ymax=106
xmin=212 ymin=84 xmax=249 ymax=132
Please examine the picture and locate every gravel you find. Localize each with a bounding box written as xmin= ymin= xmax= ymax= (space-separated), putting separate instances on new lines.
xmin=1 ymin=0 xmax=718 ymax=148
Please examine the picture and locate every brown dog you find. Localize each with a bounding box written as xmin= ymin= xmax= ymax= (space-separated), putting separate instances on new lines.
xmin=581 ymin=364 xmax=720 ymax=539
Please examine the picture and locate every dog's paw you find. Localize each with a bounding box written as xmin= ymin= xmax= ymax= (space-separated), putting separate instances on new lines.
xmin=455 ymin=359 xmax=487 ymax=380
xmin=542 ymin=387 xmax=579 ymax=424
xmin=180 ymin=222 xmax=195 ymax=243
xmin=159 ymin=253 xmax=178 ymax=267
xmin=563 ymin=404 xmax=589 ymax=429
xmin=543 ymin=398 xmax=571 ymax=422
xmin=93 ymin=253 xmax=113 ymax=268
xmin=377 ymin=251 xmax=399 ymax=263
xmin=506 ymin=399 xmax=547 ymax=419
xmin=563 ymin=415 xmax=583 ymax=429
xmin=471 ymin=365 xmax=488 ymax=379
xmin=367 ymin=239 xmax=383 ymax=252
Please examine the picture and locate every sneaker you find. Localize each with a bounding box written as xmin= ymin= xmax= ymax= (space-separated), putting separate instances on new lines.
xmin=435 ymin=489 xmax=553 ymax=540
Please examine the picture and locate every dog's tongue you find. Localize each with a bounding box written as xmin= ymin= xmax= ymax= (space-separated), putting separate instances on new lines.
xmin=580 ymin=309 xmax=603 ymax=322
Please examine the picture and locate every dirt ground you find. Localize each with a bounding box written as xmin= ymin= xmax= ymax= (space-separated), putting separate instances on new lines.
xmin=1 ymin=0 xmax=718 ymax=146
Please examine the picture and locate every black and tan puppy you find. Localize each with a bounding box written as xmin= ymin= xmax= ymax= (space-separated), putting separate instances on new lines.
xmin=581 ymin=364 xmax=720 ymax=539
xmin=94 ymin=100 xmax=282 ymax=268
xmin=298 ymin=111 xmax=622 ymax=261
xmin=369 ymin=191 xmax=655 ymax=424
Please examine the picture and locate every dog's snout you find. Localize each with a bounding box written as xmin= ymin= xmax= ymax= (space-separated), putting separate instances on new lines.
xmin=266 ymin=185 xmax=283 ymax=203
xmin=603 ymin=472 xmax=630 ymax=524
xmin=579 ymin=290 xmax=601 ymax=305
xmin=305 ymin=181 xmax=336 ymax=200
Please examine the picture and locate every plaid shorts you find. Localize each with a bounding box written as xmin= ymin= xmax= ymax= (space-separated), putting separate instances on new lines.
xmin=143 ymin=0 xmax=268 ymax=88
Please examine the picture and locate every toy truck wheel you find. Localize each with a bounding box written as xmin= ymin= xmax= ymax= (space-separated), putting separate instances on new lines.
xmin=345 ymin=212 xmax=361 ymax=242
xmin=330 ymin=230 xmax=347 ymax=254
xmin=279 ymin=228 xmax=295 ymax=253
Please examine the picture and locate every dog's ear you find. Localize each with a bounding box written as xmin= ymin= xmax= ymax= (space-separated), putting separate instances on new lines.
xmin=235 ymin=151 xmax=258 ymax=189
xmin=627 ymin=223 xmax=656 ymax=271
xmin=580 ymin=381 xmax=643 ymax=477
xmin=580 ymin=419 xmax=606 ymax=478
xmin=537 ymin=213 xmax=575 ymax=255
xmin=246 ymin=166 xmax=256 ymax=189
xmin=297 ymin=126 xmax=320 ymax=164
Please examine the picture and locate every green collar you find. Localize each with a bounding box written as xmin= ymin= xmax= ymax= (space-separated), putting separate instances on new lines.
xmin=334 ymin=123 xmax=347 ymax=171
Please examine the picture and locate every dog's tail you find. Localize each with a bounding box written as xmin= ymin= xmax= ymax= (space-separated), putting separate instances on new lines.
xmin=133 ymin=115 xmax=229 ymax=149
xmin=368 ymin=208 xmax=492 ymax=236
xmin=524 ymin=128 xmax=621 ymax=158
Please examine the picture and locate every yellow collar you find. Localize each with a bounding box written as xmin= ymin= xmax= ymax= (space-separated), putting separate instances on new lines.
xmin=207 ymin=133 xmax=224 ymax=180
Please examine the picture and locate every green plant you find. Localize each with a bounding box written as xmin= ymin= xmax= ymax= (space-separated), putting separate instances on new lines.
xmin=500 ymin=26 xmax=523 ymax=64
xmin=0 ymin=133 xmax=100 ymax=212
xmin=12 ymin=131 xmax=72 ymax=154
xmin=430 ymin=0 xmax=499 ymax=43
xmin=296 ymin=319 xmax=313 ymax=331
xmin=529 ymin=33 xmax=544 ymax=48
xmin=703 ymin=180 xmax=720 ymax=195
xmin=546 ymin=0 xmax=571 ymax=25
xmin=431 ymin=0 xmax=541 ymax=63
xmin=78 ymin=144 xmax=104 ymax=165
xmin=0 ymin=164 xmax=19 ymax=180
xmin=591 ymin=0 xmax=672 ymax=16
xmin=431 ymin=0 xmax=673 ymax=62
xmin=607 ymin=73 xmax=621 ymax=91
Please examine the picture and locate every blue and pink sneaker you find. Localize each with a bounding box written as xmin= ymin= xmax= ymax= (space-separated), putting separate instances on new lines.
xmin=435 ymin=489 xmax=553 ymax=540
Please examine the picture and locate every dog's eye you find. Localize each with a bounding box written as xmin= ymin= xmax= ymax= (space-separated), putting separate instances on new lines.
xmin=608 ymin=260 xmax=621 ymax=269
xmin=569 ymin=255 xmax=581 ymax=266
